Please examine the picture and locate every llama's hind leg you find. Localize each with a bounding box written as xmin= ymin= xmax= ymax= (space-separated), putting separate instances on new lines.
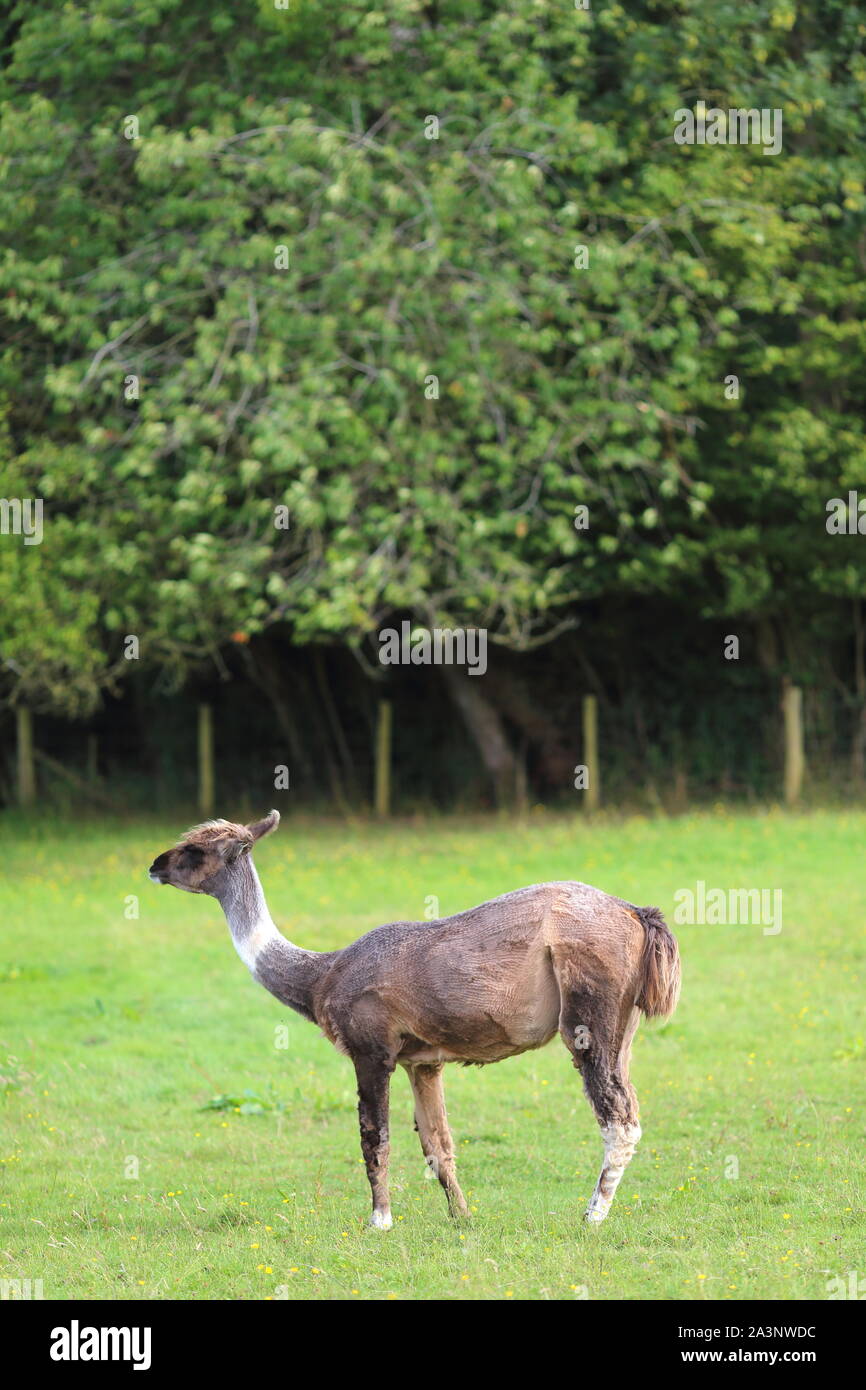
xmin=405 ymin=1063 xmax=469 ymax=1217
xmin=584 ymin=1006 xmax=642 ymax=1223
xmin=558 ymin=988 xmax=642 ymax=1224
xmin=584 ymin=1115 xmax=642 ymax=1223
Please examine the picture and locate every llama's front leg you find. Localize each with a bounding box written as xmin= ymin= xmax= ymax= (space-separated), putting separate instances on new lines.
xmin=405 ymin=1063 xmax=469 ymax=1218
xmin=354 ymin=1058 xmax=393 ymax=1229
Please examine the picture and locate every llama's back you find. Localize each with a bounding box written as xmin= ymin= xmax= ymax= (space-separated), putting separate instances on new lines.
xmin=435 ymin=879 xmax=632 ymax=935
xmin=330 ymin=880 xmax=644 ymax=975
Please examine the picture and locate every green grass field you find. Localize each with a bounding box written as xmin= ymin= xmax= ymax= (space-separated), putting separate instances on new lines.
xmin=0 ymin=807 xmax=863 ymax=1301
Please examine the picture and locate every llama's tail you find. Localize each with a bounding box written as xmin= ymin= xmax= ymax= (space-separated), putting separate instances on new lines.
xmin=634 ymin=905 xmax=681 ymax=1020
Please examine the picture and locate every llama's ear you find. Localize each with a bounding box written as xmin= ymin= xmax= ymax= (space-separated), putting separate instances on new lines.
xmin=221 ymin=836 xmax=251 ymax=865
xmin=248 ymin=809 xmax=280 ymax=842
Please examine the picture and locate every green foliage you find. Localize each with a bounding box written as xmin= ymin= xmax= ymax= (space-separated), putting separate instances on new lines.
xmin=201 ymin=1088 xmax=289 ymax=1116
xmin=1 ymin=1 xmax=865 ymax=714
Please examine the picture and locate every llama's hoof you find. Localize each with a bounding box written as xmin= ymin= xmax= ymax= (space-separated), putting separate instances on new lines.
xmin=368 ymin=1209 xmax=393 ymax=1231
xmin=584 ymin=1206 xmax=609 ymax=1225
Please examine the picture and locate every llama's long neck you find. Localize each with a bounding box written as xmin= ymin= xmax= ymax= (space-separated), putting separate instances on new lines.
xmin=215 ymin=857 xmax=331 ymax=1023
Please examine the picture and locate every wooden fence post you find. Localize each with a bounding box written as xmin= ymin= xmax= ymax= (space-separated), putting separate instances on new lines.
xmin=198 ymin=703 xmax=215 ymax=816
xmin=16 ymin=706 xmax=36 ymax=807
xmin=782 ymin=679 xmax=804 ymax=805
xmin=374 ymin=699 xmax=392 ymax=818
xmin=582 ymin=694 xmax=600 ymax=811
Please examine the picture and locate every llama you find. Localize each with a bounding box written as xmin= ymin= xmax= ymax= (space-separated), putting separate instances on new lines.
xmin=149 ymin=811 xmax=680 ymax=1228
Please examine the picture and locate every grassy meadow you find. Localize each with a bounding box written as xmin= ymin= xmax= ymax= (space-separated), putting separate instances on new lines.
xmin=0 ymin=806 xmax=863 ymax=1301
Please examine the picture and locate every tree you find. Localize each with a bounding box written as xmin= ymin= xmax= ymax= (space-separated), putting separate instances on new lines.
xmin=1 ymin=0 xmax=865 ymax=795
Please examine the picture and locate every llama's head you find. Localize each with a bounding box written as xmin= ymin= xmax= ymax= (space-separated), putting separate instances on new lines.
xmin=148 ymin=810 xmax=280 ymax=895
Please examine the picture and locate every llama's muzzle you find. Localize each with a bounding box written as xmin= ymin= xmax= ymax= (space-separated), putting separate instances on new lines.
xmin=148 ymin=853 xmax=169 ymax=883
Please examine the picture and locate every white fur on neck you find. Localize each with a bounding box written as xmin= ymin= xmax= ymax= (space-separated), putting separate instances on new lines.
xmin=221 ymin=859 xmax=280 ymax=973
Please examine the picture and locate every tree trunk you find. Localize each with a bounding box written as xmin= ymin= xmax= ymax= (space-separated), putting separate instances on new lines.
xmin=442 ymin=668 xmax=518 ymax=808
xmin=374 ymin=699 xmax=392 ymax=818
xmin=247 ymin=638 xmax=314 ymax=785
xmin=782 ymin=678 xmax=804 ymax=805
xmin=314 ymin=649 xmax=360 ymax=805
xmin=16 ymin=706 xmax=36 ymax=807
xmin=483 ymin=666 xmax=572 ymax=790
xmin=852 ymin=600 xmax=866 ymax=786
xmin=582 ymin=694 xmax=600 ymax=811
xmin=198 ymin=703 xmax=215 ymax=817
xmin=86 ymin=733 xmax=99 ymax=783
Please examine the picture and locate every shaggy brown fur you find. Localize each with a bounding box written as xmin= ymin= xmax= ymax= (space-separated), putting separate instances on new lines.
xmin=149 ymin=811 xmax=681 ymax=1227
